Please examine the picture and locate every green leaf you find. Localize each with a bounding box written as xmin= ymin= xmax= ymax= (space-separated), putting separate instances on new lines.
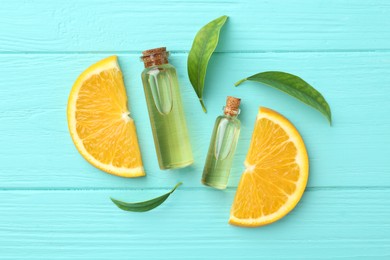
xmin=110 ymin=182 xmax=182 ymax=212
xmin=235 ymin=71 xmax=332 ymax=124
xmin=187 ymin=15 xmax=228 ymax=112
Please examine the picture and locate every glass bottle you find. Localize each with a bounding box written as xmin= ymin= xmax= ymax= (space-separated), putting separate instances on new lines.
xmin=201 ymin=96 xmax=241 ymax=189
xmin=140 ymin=47 xmax=193 ymax=170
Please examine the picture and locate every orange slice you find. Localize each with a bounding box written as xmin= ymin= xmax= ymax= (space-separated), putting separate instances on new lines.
xmin=229 ymin=107 xmax=308 ymax=227
xmin=67 ymin=56 xmax=145 ymax=177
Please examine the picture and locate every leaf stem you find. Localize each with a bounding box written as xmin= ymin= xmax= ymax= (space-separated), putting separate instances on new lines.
xmin=234 ymin=78 xmax=247 ymax=87
xmin=171 ymin=182 xmax=183 ymax=193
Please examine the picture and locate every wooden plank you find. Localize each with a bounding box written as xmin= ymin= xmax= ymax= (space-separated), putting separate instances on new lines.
xmin=0 ymin=188 xmax=389 ymax=259
xmin=0 ymin=52 xmax=389 ymax=188
xmin=1 ymin=0 xmax=390 ymax=52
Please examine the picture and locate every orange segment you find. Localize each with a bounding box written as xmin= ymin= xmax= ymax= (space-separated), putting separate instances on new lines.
xmin=229 ymin=107 xmax=308 ymax=227
xmin=67 ymin=56 xmax=145 ymax=177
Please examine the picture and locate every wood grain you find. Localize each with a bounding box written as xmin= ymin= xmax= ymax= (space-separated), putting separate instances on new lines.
xmin=1 ymin=0 xmax=390 ymax=258
xmin=0 ymin=189 xmax=389 ymax=259
xmin=1 ymin=0 xmax=390 ymax=52
xmin=0 ymin=53 xmax=389 ymax=188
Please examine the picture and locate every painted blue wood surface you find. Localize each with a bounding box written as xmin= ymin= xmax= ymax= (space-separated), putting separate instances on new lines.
xmin=0 ymin=0 xmax=389 ymax=259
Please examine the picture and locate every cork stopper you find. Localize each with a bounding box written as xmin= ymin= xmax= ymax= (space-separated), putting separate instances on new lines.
xmin=224 ymin=96 xmax=241 ymax=116
xmin=141 ymin=47 xmax=169 ymax=68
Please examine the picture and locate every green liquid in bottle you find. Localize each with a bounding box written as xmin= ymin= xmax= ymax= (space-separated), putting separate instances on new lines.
xmin=202 ymin=97 xmax=241 ymax=189
xmin=141 ymin=53 xmax=193 ymax=170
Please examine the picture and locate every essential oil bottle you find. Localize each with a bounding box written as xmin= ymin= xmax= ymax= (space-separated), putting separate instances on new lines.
xmin=140 ymin=47 xmax=193 ymax=170
xmin=201 ymin=96 xmax=241 ymax=189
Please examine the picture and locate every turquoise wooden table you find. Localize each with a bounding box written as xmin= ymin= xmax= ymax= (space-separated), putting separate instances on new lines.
xmin=1 ymin=0 xmax=390 ymax=259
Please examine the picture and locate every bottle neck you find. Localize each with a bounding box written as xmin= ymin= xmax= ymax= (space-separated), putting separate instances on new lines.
xmin=141 ymin=47 xmax=169 ymax=68
xmin=223 ymin=106 xmax=240 ymax=118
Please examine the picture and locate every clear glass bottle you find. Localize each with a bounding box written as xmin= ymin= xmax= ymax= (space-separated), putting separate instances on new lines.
xmin=202 ymin=96 xmax=241 ymax=189
xmin=140 ymin=47 xmax=193 ymax=170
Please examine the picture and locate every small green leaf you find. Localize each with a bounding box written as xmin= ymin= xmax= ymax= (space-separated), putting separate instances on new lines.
xmin=188 ymin=15 xmax=228 ymax=112
xmin=110 ymin=182 xmax=182 ymax=212
xmin=235 ymin=71 xmax=332 ymax=124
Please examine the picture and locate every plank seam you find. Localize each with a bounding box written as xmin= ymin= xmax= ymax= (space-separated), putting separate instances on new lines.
xmin=0 ymin=186 xmax=389 ymax=191
xmin=2 ymin=49 xmax=390 ymax=55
